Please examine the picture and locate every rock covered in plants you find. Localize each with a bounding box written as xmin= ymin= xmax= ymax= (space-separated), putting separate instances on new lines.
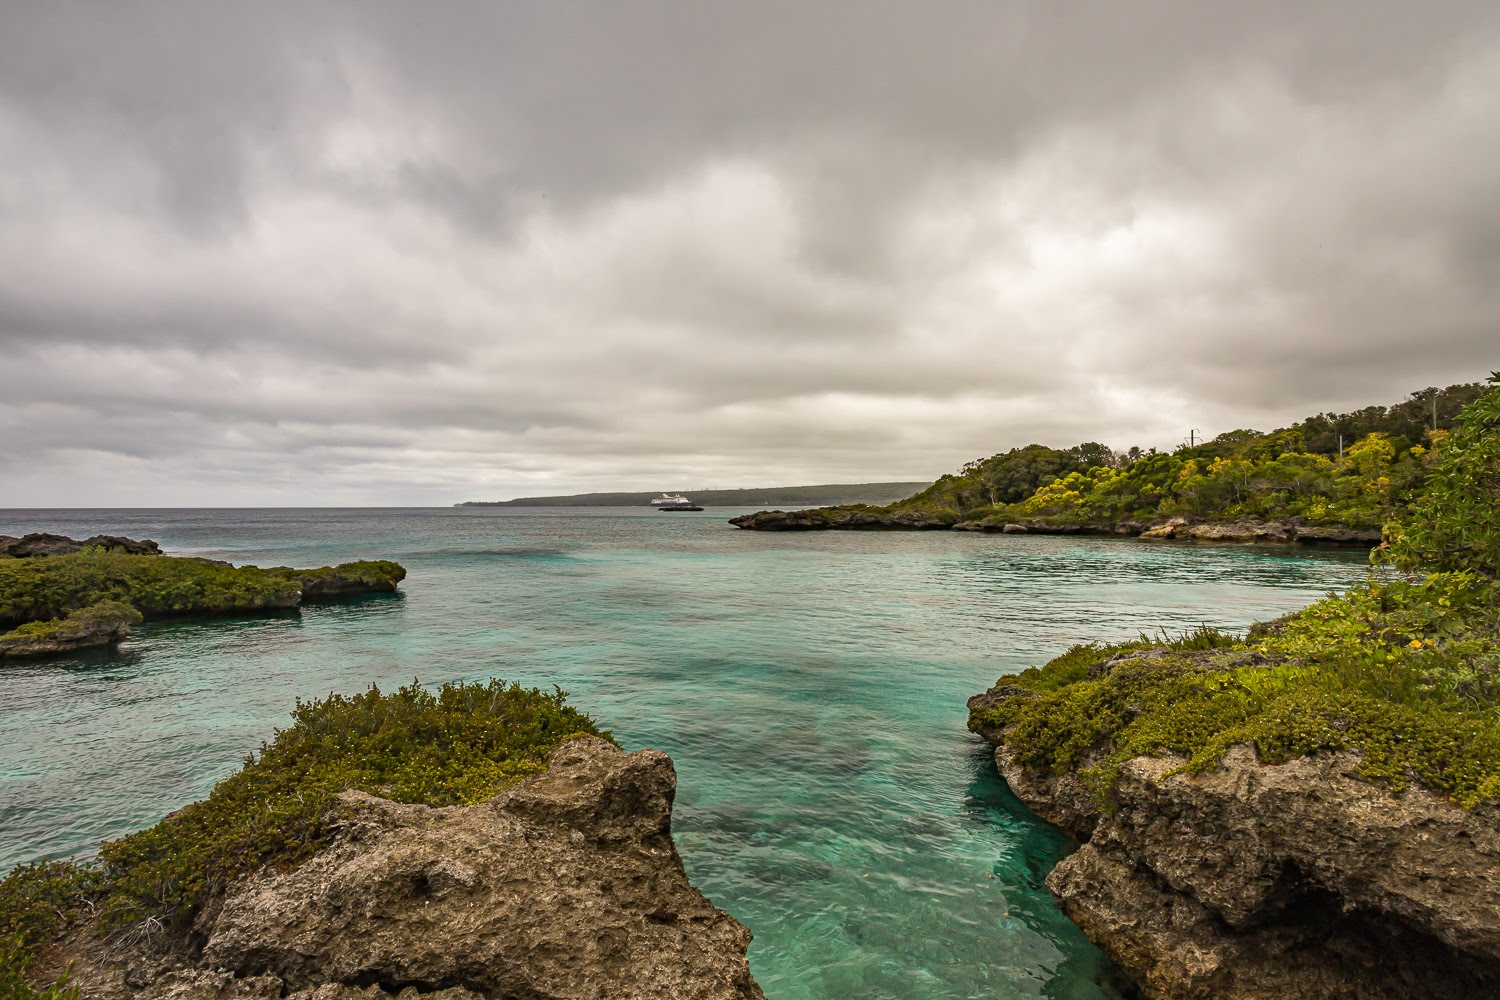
xmin=0 ymin=601 xmax=142 ymax=658
xmin=68 ymin=738 xmax=764 ymax=1000
xmin=0 ymin=547 xmax=407 ymax=658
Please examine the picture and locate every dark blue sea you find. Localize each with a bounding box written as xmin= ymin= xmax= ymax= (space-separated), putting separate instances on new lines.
xmin=0 ymin=507 xmax=1368 ymax=998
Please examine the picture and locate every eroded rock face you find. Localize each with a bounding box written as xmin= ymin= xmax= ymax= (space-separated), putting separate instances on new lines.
xmin=969 ymin=684 xmax=1500 ymax=1000
xmin=1136 ymin=516 xmax=1381 ymax=545
xmin=73 ymin=738 xmax=763 ymax=1000
xmin=1047 ymin=749 xmax=1500 ymax=999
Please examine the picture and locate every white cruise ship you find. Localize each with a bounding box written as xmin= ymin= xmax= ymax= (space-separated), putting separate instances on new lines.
xmin=651 ymin=493 xmax=703 ymax=511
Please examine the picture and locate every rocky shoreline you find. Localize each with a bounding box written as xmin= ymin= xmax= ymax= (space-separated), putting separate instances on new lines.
xmin=729 ymin=509 xmax=1382 ymax=546
xmin=968 ymin=676 xmax=1500 ymax=1000
xmin=54 ymin=738 xmax=763 ymax=1000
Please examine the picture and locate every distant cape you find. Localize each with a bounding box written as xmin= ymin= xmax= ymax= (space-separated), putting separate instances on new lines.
xmin=455 ymin=482 xmax=932 ymax=508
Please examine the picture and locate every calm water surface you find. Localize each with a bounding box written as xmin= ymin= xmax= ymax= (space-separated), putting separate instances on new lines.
xmin=0 ymin=507 xmax=1368 ymax=999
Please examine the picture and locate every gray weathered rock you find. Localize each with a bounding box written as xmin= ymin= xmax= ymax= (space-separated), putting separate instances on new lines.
xmin=72 ymin=738 xmax=764 ymax=1000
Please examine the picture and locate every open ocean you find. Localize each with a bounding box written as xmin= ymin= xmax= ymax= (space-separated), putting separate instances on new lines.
xmin=0 ymin=507 xmax=1369 ymax=999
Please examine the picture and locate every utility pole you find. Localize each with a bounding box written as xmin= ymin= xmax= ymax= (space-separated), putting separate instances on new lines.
xmin=1431 ymin=389 xmax=1440 ymax=433
xmin=1188 ymin=429 xmax=1201 ymax=448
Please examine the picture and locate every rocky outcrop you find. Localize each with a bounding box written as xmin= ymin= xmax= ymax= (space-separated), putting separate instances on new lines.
xmin=727 ymin=508 xmax=952 ymax=530
xmin=952 ymin=519 xmax=1146 ymax=537
xmin=1134 ymin=515 xmax=1381 ymax=545
xmin=968 ymin=686 xmax=1500 ymax=999
xmin=1 ymin=533 xmax=163 ymax=557
xmin=297 ymin=571 xmax=403 ymax=601
xmin=69 ymin=738 xmax=764 ymax=1000
xmin=732 ymin=510 xmax=1380 ymax=546
xmin=0 ymin=601 xmax=142 ymax=659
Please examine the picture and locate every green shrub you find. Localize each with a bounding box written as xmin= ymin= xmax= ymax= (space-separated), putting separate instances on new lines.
xmin=0 ymin=935 xmax=77 ymax=1000
xmin=1384 ymin=372 xmax=1500 ymax=577
xmin=0 ymin=863 xmax=94 ymax=958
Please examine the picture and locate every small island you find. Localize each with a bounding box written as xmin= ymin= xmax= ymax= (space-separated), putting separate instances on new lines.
xmin=0 ymin=534 xmax=406 ymax=660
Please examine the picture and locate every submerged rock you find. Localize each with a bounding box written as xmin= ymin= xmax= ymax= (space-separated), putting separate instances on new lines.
xmin=968 ymin=684 xmax=1500 ymax=999
xmin=71 ymin=738 xmax=764 ymax=1000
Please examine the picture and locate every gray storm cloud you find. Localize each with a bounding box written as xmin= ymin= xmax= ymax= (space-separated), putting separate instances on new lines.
xmin=1 ymin=1 xmax=1497 ymax=505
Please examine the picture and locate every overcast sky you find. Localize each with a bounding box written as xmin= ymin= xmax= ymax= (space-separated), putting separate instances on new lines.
xmin=2 ymin=2 xmax=1497 ymax=506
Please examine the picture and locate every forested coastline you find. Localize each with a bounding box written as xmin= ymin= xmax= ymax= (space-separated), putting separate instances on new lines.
xmin=734 ymin=382 xmax=1485 ymax=537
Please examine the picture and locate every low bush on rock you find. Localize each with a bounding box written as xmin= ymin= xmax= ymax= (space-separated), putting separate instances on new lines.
xmin=0 ymin=680 xmax=609 ymax=977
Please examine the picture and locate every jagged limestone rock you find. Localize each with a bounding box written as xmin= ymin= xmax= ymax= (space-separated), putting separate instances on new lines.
xmin=970 ymin=678 xmax=1500 ymax=1000
xmin=71 ymin=738 xmax=764 ymax=1000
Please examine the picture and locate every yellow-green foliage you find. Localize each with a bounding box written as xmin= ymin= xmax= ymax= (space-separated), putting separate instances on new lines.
xmin=0 ymin=679 xmax=609 ymax=962
xmin=0 ymin=554 xmax=405 ymax=629
xmin=972 ymin=574 xmax=1500 ymax=808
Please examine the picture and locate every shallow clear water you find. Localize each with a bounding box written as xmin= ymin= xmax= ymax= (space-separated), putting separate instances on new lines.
xmin=0 ymin=508 xmax=1368 ymax=998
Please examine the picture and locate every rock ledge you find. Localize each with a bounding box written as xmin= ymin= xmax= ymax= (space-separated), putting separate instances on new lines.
xmin=68 ymin=738 xmax=765 ymax=1000
xmin=968 ymin=685 xmax=1500 ymax=999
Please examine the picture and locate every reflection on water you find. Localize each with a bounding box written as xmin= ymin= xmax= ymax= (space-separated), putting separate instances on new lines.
xmin=0 ymin=507 xmax=1365 ymax=999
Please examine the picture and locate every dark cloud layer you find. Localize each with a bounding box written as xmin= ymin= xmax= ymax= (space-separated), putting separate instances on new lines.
xmin=2 ymin=2 xmax=1497 ymax=505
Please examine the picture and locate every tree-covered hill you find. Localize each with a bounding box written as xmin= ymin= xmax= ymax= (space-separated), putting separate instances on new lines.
xmin=757 ymin=381 xmax=1485 ymax=535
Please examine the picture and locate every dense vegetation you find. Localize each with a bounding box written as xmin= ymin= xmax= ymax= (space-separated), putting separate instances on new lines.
xmin=461 ymin=482 xmax=932 ymax=507
xmin=819 ymin=382 xmax=1485 ymax=530
xmin=971 ymin=374 xmax=1500 ymax=810
xmin=0 ymin=680 xmax=608 ymax=994
xmin=0 ymin=553 xmax=405 ymax=632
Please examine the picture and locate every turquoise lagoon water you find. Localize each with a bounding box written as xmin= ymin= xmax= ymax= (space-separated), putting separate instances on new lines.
xmin=0 ymin=508 xmax=1369 ymax=998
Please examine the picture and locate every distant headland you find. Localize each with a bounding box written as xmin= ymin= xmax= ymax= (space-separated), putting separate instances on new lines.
xmin=456 ymin=482 xmax=932 ymax=508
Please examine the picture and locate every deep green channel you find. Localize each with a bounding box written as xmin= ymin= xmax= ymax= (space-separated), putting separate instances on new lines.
xmin=0 ymin=507 xmax=1367 ymax=998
